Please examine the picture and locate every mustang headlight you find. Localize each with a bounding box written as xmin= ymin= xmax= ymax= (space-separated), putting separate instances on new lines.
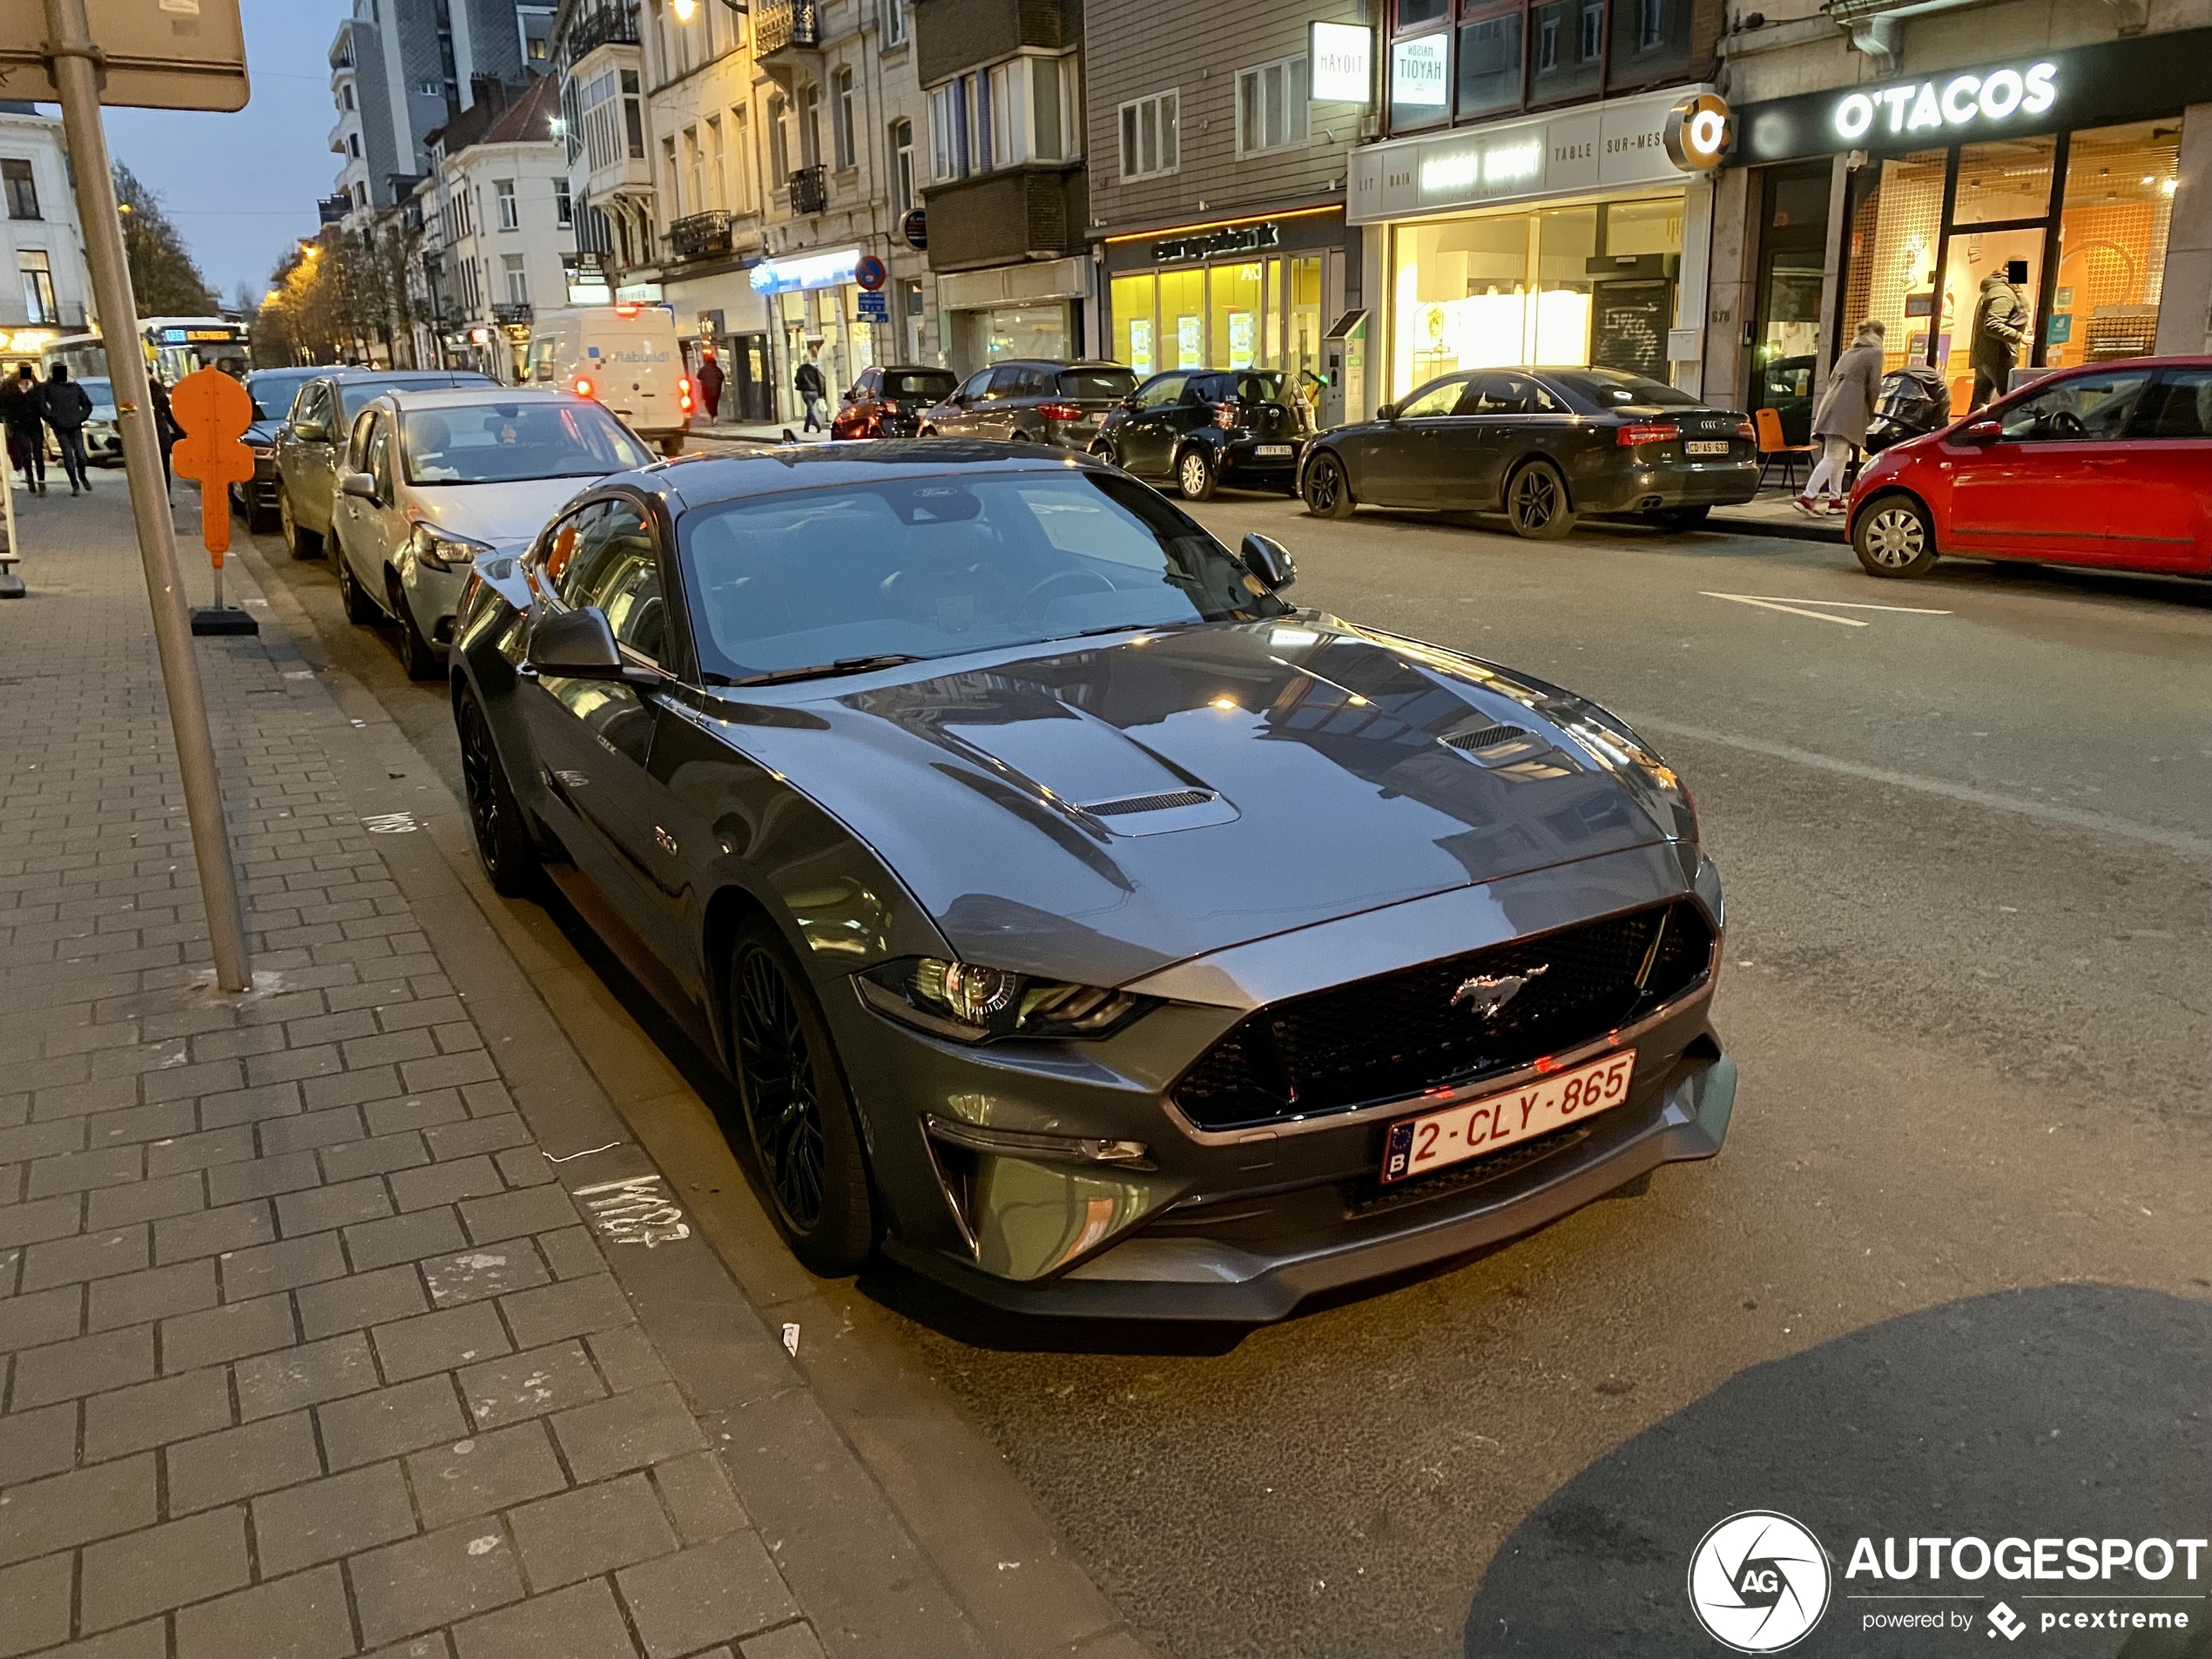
xmin=856 ymin=957 xmax=1148 ymax=1042
xmin=409 ymin=523 xmax=495 ymax=574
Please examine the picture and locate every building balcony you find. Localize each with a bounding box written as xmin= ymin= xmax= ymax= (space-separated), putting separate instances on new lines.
xmin=669 ymin=209 xmax=734 ymax=262
xmin=919 ymin=165 xmax=1084 ymax=273
xmin=562 ymin=3 xmax=642 ymax=66
xmin=755 ymin=0 xmax=821 ymax=55
xmin=317 ymin=194 xmax=351 ymax=225
xmin=787 ymin=165 xmax=828 ymax=216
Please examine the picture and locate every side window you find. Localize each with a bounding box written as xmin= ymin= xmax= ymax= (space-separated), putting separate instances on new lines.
xmin=2134 ymin=369 xmax=2212 ymax=439
xmin=366 ymin=416 xmax=395 ymax=499
xmin=303 ymin=383 xmax=335 ymax=435
xmin=291 ymin=382 xmax=324 ymax=426
xmin=957 ymin=369 xmax=993 ymax=401
xmin=347 ymin=408 xmax=379 ymax=470
xmin=1997 ymin=370 xmax=2153 ymax=442
xmin=542 ymin=502 xmax=604 ymax=600
xmin=1399 ymin=378 xmax=1467 ymax=418
xmin=530 ymin=341 xmax=558 ymax=383
xmin=1136 ymin=373 xmax=1188 ymax=410
xmin=576 ymin=502 xmax=666 ymax=663
xmin=1182 ymin=375 xmax=1223 ymax=406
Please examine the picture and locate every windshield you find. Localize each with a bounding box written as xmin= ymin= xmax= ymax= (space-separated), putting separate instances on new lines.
xmin=679 ymin=470 xmax=1284 ymax=679
xmin=1545 ymin=368 xmax=1701 ymax=409
xmin=78 ymin=378 xmax=113 ymax=409
xmin=885 ymin=371 xmax=956 ymax=401
xmin=402 ymin=400 xmax=654 ymax=485
xmin=1212 ymin=371 xmax=1288 ymax=405
xmin=247 ymin=370 xmax=318 ymax=421
xmin=338 ymin=374 xmax=493 ymax=421
xmin=1059 ymin=368 xmax=1137 ymax=401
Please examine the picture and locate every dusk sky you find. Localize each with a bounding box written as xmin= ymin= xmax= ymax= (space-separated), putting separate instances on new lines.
xmin=83 ymin=0 xmax=355 ymax=304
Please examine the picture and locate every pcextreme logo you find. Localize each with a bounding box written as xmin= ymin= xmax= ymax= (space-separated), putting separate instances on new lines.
xmin=1688 ymin=1511 xmax=1834 ymax=1652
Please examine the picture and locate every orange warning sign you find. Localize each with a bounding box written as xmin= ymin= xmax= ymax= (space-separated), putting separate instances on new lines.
xmin=168 ymin=367 xmax=257 ymax=564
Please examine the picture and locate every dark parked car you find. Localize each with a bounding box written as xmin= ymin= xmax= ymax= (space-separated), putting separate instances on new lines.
xmin=1095 ymin=368 xmax=1310 ymax=501
xmin=1848 ymin=354 xmax=2212 ymax=579
xmin=233 ymin=367 xmax=322 ymax=530
xmin=831 ymin=365 xmax=958 ymax=440
xmin=273 ymin=368 xmax=496 ymax=558
xmin=448 ymin=442 xmax=1733 ymax=1320
xmin=920 ymin=359 xmax=1138 ymax=448
xmin=1300 ymin=367 xmax=1760 ymax=538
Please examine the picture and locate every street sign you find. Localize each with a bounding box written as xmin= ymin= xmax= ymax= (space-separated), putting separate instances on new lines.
xmin=900 ymin=209 xmax=927 ymax=251
xmin=856 ymin=289 xmax=889 ymax=320
xmin=169 ymin=365 xmax=258 ymax=635
xmin=854 ymin=254 xmax=887 ymax=292
xmin=0 ymin=0 xmax=249 ymax=111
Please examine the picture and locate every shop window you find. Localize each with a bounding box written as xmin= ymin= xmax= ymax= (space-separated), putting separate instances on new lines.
xmin=1456 ymin=5 xmax=1524 ymax=122
xmin=2048 ymin=120 xmax=2180 ymax=369
xmin=1159 ymin=267 xmax=1205 ymax=368
xmin=1527 ymin=0 xmax=1603 ymax=106
xmin=1238 ymin=56 xmax=1311 ymax=157
xmin=1111 ymin=273 xmax=1158 ymax=376
xmin=1952 ymin=136 xmax=2054 ymax=226
xmin=1211 ymin=261 xmax=1265 ymax=368
xmin=1841 ymin=150 xmax=1947 ymax=374
xmin=1750 ymin=165 xmax=1831 ymax=445
xmin=1605 ymin=0 xmax=1689 ymax=91
xmin=1118 ymin=90 xmax=1179 ymax=181
xmin=1287 ymin=256 xmax=1325 ymax=390
xmin=1389 ymin=33 xmax=1451 ymax=130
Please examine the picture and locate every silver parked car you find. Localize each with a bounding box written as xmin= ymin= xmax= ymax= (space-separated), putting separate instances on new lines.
xmin=273 ymin=369 xmax=495 ymax=559
xmin=327 ymin=387 xmax=655 ymax=678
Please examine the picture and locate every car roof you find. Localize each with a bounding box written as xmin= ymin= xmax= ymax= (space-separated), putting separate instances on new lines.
xmin=308 ymin=368 xmax=493 ymax=384
xmin=875 ymin=364 xmax=957 ymax=374
xmin=613 ymin=440 xmax=1106 ymax=511
xmin=374 ymin=386 xmax=597 ymax=410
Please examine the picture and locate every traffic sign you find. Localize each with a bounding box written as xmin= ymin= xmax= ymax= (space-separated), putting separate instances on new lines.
xmin=854 ymin=254 xmax=887 ymax=291
xmin=169 ymin=366 xmax=256 ymax=559
xmin=900 ymin=209 xmax=927 ymax=251
xmin=857 ymin=289 xmax=889 ymax=320
xmin=0 ymin=0 xmax=250 ymax=111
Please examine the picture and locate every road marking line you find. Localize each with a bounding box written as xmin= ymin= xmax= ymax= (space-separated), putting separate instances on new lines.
xmin=1700 ymin=591 xmax=1867 ymax=626
xmin=1627 ymin=714 xmax=2212 ymax=860
xmin=1729 ymin=594 xmax=1953 ymax=614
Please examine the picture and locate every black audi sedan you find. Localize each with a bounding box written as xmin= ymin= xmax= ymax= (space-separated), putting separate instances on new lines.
xmin=449 ymin=442 xmax=1734 ymax=1320
xmin=1094 ymin=368 xmax=1310 ymax=501
xmin=1300 ymin=367 xmax=1759 ymax=537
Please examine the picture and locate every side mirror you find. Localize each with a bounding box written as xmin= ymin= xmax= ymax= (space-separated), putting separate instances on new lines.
xmin=1376 ymin=402 xmax=1400 ymax=422
xmin=340 ymin=471 xmax=379 ymax=502
xmin=1240 ymin=533 xmax=1296 ymax=593
xmin=1959 ymin=419 xmax=2003 ymax=445
xmin=293 ymin=421 xmax=328 ymax=444
xmin=527 ymin=605 xmax=631 ymax=680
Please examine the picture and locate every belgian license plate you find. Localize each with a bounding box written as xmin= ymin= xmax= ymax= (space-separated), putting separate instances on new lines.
xmin=1684 ymin=440 xmax=1729 ymax=456
xmin=1380 ymin=1052 xmax=1635 ymax=1184
xmin=1257 ymin=444 xmax=1294 ymax=456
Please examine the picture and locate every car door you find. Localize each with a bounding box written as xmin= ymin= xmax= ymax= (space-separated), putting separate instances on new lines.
xmin=971 ymin=366 xmax=1029 ymax=441
xmin=344 ymin=411 xmax=408 ymax=602
xmin=940 ymin=368 xmax=993 ymax=436
xmin=1114 ymin=373 xmax=1189 ymax=475
xmin=1454 ymin=372 xmax=1571 ymax=509
xmin=2113 ymin=367 xmax=2212 ymax=573
xmin=1361 ymin=375 xmax=1469 ymax=507
xmin=329 ymin=408 xmax=378 ymax=572
xmin=280 ymin=380 xmax=342 ymax=533
xmin=1946 ymin=367 xmax=2156 ymax=565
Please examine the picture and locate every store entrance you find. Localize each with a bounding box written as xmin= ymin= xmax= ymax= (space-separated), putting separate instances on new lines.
xmin=729 ymin=333 xmax=772 ymax=423
xmin=1749 ymin=163 xmax=1833 ymax=446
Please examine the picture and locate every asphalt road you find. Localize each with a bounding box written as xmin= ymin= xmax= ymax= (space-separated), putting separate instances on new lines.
xmin=242 ymin=482 xmax=2212 ymax=1659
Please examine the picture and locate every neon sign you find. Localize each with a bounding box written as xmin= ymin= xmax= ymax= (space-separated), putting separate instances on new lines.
xmin=1833 ymin=62 xmax=2056 ymax=141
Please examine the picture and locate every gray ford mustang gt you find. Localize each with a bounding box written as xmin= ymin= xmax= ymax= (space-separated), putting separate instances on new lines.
xmin=449 ymin=441 xmax=1734 ymax=1321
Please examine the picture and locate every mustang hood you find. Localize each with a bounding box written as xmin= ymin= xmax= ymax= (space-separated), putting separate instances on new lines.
xmin=711 ymin=620 xmax=1676 ymax=985
xmin=408 ymin=478 xmax=596 ymax=552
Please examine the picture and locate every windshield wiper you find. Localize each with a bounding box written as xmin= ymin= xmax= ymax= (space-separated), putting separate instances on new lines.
xmin=718 ymin=653 xmax=928 ymax=688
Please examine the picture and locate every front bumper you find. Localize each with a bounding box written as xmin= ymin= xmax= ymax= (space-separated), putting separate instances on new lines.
xmin=831 ymin=843 xmax=1729 ymax=1322
xmin=400 ymin=554 xmax=475 ymax=647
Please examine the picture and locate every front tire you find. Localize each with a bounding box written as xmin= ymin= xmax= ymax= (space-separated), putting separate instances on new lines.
xmin=1176 ymin=447 xmax=1217 ymax=502
xmin=1302 ymin=451 xmax=1355 ymax=519
xmin=728 ymin=923 xmax=876 ymax=1276
xmin=1854 ymin=494 xmax=1938 ymax=577
xmin=1504 ymin=459 xmax=1575 ymax=540
xmin=332 ymin=530 xmax=379 ymax=624
xmin=457 ymin=686 xmax=539 ymax=897
xmin=279 ymin=484 xmax=321 ymax=559
xmin=389 ymin=571 xmax=440 ymax=680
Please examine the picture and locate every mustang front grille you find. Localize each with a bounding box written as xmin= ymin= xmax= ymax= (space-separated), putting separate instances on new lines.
xmin=1170 ymin=900 xmax=1713 ymax=1131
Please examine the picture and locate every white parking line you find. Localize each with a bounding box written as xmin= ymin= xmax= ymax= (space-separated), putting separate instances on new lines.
xmin=1700 ymin=590 xmax=1954 ymax=625
xmin=1700 ymin=592 xmax=1865 ymax=626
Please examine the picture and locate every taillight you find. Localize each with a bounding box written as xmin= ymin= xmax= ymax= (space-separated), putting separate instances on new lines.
xmin=1616 ymin=422 xmax=1677 ymax=447
xmin=678 ymin=376 xmax=692 ymax=396
xmin=1037 ymin=401 xmax=1083 ymax=422
xmin=574 ymin=376 xmax=595 ymax=398
xmin=614 ymin=303 xmax=641 ymax=319
xmin=679 ymin=394 xmax=694 ymax=412
xmin=881 ymin=399 xmax=900 ymax=415
xmin=1734 ymin=418 xmax=1757 ymax=441
xmin=1214 ymin=401 xmax=1238 ymax=429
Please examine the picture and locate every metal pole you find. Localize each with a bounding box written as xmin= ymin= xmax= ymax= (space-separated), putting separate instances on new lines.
xmin=42 ymin=0 xmax=251 ymax=992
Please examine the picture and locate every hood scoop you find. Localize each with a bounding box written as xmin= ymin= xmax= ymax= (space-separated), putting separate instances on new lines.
xmin=1087 ymin=789 xmax=1215 ymax=816
xmin=1076 ymin=786 xmax=1238 ymax=838
xmin=1441 ymin=722 xmax=1580 ymax=778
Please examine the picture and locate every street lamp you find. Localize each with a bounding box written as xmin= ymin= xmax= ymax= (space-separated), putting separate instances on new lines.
xmin=671 ymin=0 xmax=695 ymax=17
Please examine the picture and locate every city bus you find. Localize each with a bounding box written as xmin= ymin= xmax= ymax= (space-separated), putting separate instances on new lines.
xmin=42 ymin=316 xmax=251 ymax=387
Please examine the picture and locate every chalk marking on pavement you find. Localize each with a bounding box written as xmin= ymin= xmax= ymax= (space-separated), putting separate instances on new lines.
xmin=1701 ymin=591 xmax=1867 ymax=626
xmin=1629 ymin=715 xmax=2212 ymax=860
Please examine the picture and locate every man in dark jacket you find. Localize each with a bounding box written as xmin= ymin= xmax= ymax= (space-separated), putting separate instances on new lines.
xmin=148 ymin=374 xmax=177 ymax=491
xmin=696 ymin=349 xmax=725 ymax=421
xmin=1970 ymin=266 xmax=2029 ymax=411
xmin=793 ymin=345 xmax=826 ymax=433
xmin=39 ymin=365 xmax=94 ymax=495
xmin=0 ymin=363 xmax=45 ymax=495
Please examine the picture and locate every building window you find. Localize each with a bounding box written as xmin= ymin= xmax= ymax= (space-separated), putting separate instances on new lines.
xmin=988 ymin=60 xmax=1028 ymax=168
xmin=929 ymin=84 xmax=956 ymax=179
xmin=496 ymin=179 xmax=518 ymax=230
xmin=685 ymin=125 xmax=703 ymax=208
xmin=734 ymin=105 xmax=758 ymax=212
xmin=18 ymin=251 xmax=56 ymax=325
xmin=344 ymin=84 xmax=356 ymax=110
xmin=883 ymin=0 xmax=907 ymax=45
xmin=834 ymin=66 xmax=856 ymax=171
xmin=887 ymin=119 xmax=914 ymax=213
xmin=706 ymin=116 xmax=725 ymax=208
xmin=799 ymin=83 xmax=822 ymax=171
xmin=768 ymin=92 xmax=790 ymax=180
xmin=503 ymin=253 xmax=528 ymax=304
xmin=3 ymin=159 xmax=37 ymax=221
xmin=623 ymin=70 xmax=645 ymax=158
xmin=555 ymin=178 xmax=572 ymax=227
xmin=1117 ymin=90 xmax=1177 ymax=181
xmin=354 ymin=181 xmax=368 ymax=208
xmin=1237 ymin=56 xmax=1310 ymax=156
xmin=662 ymin=136 xmax=680 ymax=213
xmin=348 ymin=132 xmax=361 ymax=158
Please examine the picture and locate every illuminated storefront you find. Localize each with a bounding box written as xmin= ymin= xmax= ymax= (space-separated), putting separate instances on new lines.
xmin=1103 ymin=209 xmax=1344 ymax=388
xmin=1731 ymin=30 xmax=2212 ymax=420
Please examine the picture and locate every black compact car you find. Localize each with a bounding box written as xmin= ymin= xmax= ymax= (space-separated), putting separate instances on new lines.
xmin=1095 ymin=368 xmax=1310 ymax=501
xmin=831 ymin=365 xmax=958 ymax=440
xmin=233 ymin=367 xmax=323 ymax=530
xmin=448 ymin=441 xmax=1734 ymax=1321
xmin=920 ymin=359 xmax=1137 ymax=448
xmin=1300 ymin=367 xmax=1760 ymax=537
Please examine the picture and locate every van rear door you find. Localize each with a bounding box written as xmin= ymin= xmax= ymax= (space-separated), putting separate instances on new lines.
xmin=587 ymin=311 xmax=685 ymax=436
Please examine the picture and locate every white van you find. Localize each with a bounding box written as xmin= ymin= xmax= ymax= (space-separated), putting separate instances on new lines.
xmin=525 ymin=304 xmax=693 ymax=454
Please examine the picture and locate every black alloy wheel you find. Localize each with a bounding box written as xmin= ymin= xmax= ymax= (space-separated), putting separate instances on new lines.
xmin=332 ymin=531 xmax=379 ymax=624
xmin=388 ymin=571 xmax=440 ymax=681
xmin=1505 ymin=458 xmax=1575 ymax=541
xmin=457 ymin=687 xmax=539 ymax=896
xmin=1302 ymin=451 xmax=1354 ymax=519
xmin=1854 ymin=493 xmax=1939 ymax=577
xmin=1177 ymin=447 xmax=1217 ymax=502
xmin=729 ymin=924 xmax=876 ymax=1275
xmin=279 ymin=484 xmax=321 ymax=559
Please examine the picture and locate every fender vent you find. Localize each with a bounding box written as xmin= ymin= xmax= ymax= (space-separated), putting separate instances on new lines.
xmin=1086 ymin=789 xmax=1217 ymax=816
xmin=1443 ymin=725 xmax=1527 ymax=752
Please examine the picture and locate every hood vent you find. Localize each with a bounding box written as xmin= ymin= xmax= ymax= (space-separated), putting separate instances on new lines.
xmin=1443 ymin=725 xmax=1527 ymax=753
xmin=1086 ymin=789 xmax=1217 ymax=817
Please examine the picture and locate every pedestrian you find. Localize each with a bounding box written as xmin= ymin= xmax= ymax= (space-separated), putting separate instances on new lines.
xmin=39 ymin=364 xmax=94 ymax=496
xmin=1797 ymin=319 xmax=1885 ymax=518
xmin=794 ymin=344 xmax=826 ymax=434
xmin=697 ymin=349 xmax=725 ymax=421
xmin=1969 ymin=263 xmax=2028 ymax=411
xmin=0 ymin=363 xmax=46 ymax=495
xmin=148 ymin=374 xmax=177 ymax=492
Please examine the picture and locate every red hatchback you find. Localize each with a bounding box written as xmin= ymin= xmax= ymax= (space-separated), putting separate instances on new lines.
xmin=1846 ymin=355 xmax=2212 ymax=580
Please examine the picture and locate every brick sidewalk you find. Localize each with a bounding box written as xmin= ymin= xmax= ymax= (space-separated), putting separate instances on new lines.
xmin=0 ymin=483 xmax=875 ymax=1659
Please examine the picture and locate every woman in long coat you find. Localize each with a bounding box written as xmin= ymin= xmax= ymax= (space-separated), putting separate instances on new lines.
xmin=1799 ymin=319 xmax=1885 ymax=516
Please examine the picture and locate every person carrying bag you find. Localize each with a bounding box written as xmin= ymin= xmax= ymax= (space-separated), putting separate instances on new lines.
xmin=1797 ymin=320 xmax=1885 ymax=518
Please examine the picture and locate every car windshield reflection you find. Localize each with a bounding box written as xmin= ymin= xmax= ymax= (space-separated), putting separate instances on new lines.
xmin=403 ymin=401 xmax=654 ymax=485
xmin=679 ymin=470 xmax=1283 ymax=680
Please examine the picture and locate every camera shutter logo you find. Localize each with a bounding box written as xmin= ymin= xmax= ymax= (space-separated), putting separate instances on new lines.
xmin=1687 ymin=1511 xmax=1831 ymax=1653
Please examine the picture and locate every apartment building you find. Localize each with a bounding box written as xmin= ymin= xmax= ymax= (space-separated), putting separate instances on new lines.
xmin=0 ymin=102 xmax=92 ymax=361
xmin=911 ymin=0 xmax=1088 ymax=373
